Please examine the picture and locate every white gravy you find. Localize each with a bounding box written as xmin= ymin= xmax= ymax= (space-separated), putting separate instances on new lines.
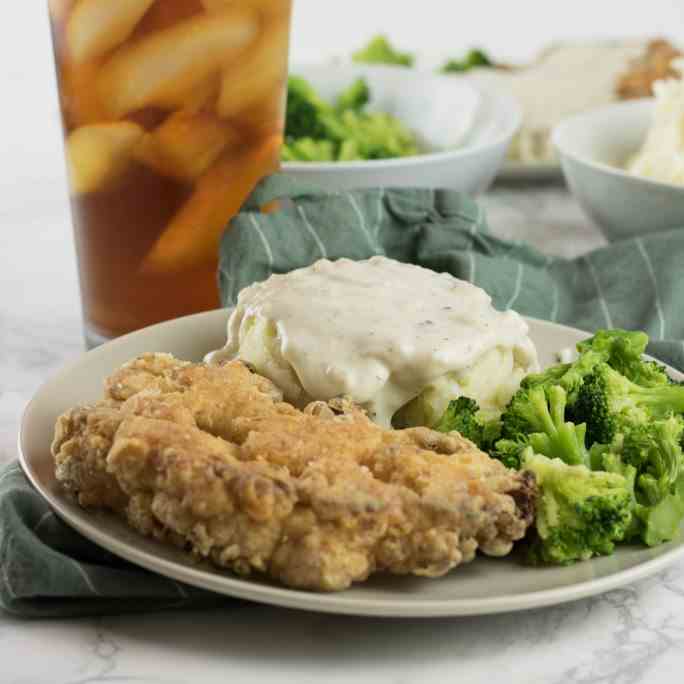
xmin=207 ymin=257 xmax=538 ymax=426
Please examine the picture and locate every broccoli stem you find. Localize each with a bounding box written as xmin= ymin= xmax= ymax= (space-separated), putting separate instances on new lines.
xmin=629 ymin=384 xmax=684 ymax=415
xmin=502 ymin=385 xmax=590 ymax=467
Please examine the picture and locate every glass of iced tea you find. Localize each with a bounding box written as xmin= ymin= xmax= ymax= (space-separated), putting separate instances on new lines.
xmin=48 ymin=0 xmax=292 ymax=346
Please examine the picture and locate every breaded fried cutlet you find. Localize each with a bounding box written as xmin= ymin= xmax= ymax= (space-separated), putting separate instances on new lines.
xmin=52 ymin=354 xmax=536 ymax=592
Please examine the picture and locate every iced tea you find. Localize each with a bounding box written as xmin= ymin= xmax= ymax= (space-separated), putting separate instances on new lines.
xmin=48 ymin=0 xmax=292 ymax=345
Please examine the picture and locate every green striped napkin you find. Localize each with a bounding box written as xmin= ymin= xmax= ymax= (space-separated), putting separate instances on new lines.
xmin=0 ymin=462 xmax=219 ymax=617
xmin=3 ymin=176 xmax=682 ymax=618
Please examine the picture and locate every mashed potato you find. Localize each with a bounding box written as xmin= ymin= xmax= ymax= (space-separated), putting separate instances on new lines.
xmin=393 ymin=346 xmax=528 ymax=428
xmin=628 ymin=59 xmax=684 ymax=184
xmin=207 ymin=257 xmax=539 ymax=427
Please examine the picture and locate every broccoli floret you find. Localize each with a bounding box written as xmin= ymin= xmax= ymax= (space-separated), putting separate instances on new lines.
xmin=633 ymin=472 xmax=684 ymax=546
xmin=440 ymin=49 xmax=493 ymax=73
xmin=330 ymin=110 xmax=418 ymax=159
xmin=578 ymin=329 xmax=669 ymax=387
xmin=281 ymin=138 xmax=335 ymax=162
xmin=284 ymin=75 xmax=333 ymax=140
xmin=521 ymin=363 xmax=570 ymax=389
xmin=500 ymin=385 xmax=551 ymax=439
xmin=335 ymin=77 xmax=370 ymax=112
xmin=284 ymin=75 xmax=418 ymax=162
xmin=577 ymin=328 xmax=648 ymax=360
xmin=622 ymin=417 xmax=684 ymax=503
xmin=634 ymin=360 xmax=673 ymax=388
xmin=522 ymin=329 xmax=669 ymax=412
xmin=589 ymin=441 xmax=614 ymax=472
xmin=521 ymin=350 xmax=605 ymax=406
xmin=352 ymin=35 xmax=414 ymax=67
xmin=574 ymin=362 xmax=684 ymax=445
xmin=589 ymin=417 xmax=684 ymax=545
xmin=498 ymin=385 xmax=589 ymax=467
xmin=593 ymin=416 xmax=683 ymax=504
xmin=491 ymin=438 xmax=526 ymax=470
xmin=528 ymin=420 xmax=590 ymax=468
xmin=434 ymin=397 xmax=501 ymax=450
xmin=523 ymin=450 xmax=634 ymax=564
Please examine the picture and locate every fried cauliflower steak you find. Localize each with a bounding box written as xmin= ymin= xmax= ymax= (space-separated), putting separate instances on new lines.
xmin=52 ymin=354 xmax=536 ymax=592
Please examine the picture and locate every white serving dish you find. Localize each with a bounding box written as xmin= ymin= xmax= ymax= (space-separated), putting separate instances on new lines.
xmin=281 ymin=63 xmax=521 ymax=194
xmin=553 ymin=99 xmax=684 ymax=241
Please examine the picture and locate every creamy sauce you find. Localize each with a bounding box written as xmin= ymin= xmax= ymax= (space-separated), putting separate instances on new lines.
xmin=207 ymin=257 xmax=538 ymax=426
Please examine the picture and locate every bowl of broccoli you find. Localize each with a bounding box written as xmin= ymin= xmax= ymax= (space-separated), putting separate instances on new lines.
xmin=280 ymin=62 xmax=521 ymax=194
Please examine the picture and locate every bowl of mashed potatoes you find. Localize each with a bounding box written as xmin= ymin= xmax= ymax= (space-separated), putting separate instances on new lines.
xmin=552 ymin=62 xmax=684 ymax=242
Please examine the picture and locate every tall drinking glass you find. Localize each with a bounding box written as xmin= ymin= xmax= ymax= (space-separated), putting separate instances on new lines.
xmin=48 ymin=0 xmax=292 ymax=346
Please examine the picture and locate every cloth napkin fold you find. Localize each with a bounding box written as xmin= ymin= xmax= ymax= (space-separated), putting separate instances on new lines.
xmin=3 ymin=176 xmax=683 ymax=618
xmin=0 ymin=462 xmax=219 ymax=617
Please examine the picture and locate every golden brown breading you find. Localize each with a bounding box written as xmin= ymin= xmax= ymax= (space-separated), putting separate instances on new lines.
xmin=105 ymin=352 xmax=190 ymax=402
xmin=616 ymin=39 xmax=682 ymax=100
xmin=53 ymin=402 xmax=127 ymax=511
xmin=53 ymin=354 xmax=536 ymax=592
xmin=105 ymin=353 xmax=294 ymax=442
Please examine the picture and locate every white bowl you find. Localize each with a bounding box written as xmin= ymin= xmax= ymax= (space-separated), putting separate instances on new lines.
xmin=281 ymin=64 xmax=521 ymax=194
xmin=553 ymin=99 xmax=684 ymax=242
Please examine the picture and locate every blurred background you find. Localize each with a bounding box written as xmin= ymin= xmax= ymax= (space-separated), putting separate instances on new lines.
xmin=291 ymin=0 xmax=684 ymax=64
xmin=2 ymin=0 xmax=684 ymax=326
xmin=4 ymin=0 xmax=684 ymax=201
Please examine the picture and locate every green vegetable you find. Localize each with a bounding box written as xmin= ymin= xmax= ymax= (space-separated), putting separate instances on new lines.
xmin=500 ymin=385 xmax=552 ymax=439
xmin=521 ymin=349 xmax=605 ymax=406
xmin=573 ymin=334 xmax=684 ymax=546
xmin=433 ymin=396 xmax=501 ymax=450
xmin=633 ymin=472 xmax=684 ymax=546
xmin=523 ymin=450 xmax=634 ymax=565
xmin=333 ymin=110 xmax=418 ymax=160
xmin=283 ymin=75 xmax=418 ymax=162
xmin=487 ymin=327 xmax=684 ymax=560
xmin=622 ymin=417 xmax=684 ymax=503
xmin=496 ymin=385 xmax=590 ymax=468
xmin=491 ymin=438 xmax=527 ymax=470
xmin=521 ymin=329 xmax=666 ymax=410
xmin=335 ymin=78 xmax=370 ymax=112
xmin=573 ymin=362 xmax=684 ymax=445
xmin=281 ymin=138 xmax=335 ymax=162
xmin=577 ymin=329 xmax=669 ymax=388
xmin=352 ymin=35 xmax=414 ymax=67
xmin=590 ymin=417 xmax=684 ymax=545
xmin=577 ymin=328 xmax=647 ymax=362
xmin=284 ymin=75 xmax=333 ymax=140
xmin=440 ymin=49 xmax=493 ymax=73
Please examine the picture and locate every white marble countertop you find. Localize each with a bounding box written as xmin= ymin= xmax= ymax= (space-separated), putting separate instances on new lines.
xmin=2 ymin=3 xmax=683 ymax=683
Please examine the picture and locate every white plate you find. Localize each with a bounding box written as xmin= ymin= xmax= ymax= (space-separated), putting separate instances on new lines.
xmin=19 ymin=310 xmax=684 ymax=618
xmin=498 ymin=161 xmax=563 ymax=182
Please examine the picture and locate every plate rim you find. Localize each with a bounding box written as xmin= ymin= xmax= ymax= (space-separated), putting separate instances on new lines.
xmin=18 ymin=310 xmax=684 ymax=618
